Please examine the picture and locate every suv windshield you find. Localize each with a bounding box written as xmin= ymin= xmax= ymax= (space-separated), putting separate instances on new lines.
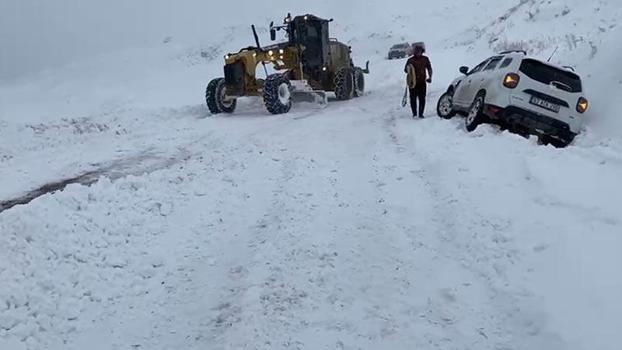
xmin=519 ymin=59 xmax=582 ymax=93
xmin=392 ymin=44 xmax=408 ymax=49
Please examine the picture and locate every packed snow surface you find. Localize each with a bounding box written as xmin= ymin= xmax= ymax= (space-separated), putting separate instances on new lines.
xmin=1 ymin=1 xmax=621 ymax=349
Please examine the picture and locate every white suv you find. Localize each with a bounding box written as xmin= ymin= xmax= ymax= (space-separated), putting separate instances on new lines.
xmin=437 ymin=51 xmax=589 ymax=147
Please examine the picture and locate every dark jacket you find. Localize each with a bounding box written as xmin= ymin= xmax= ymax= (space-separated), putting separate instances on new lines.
xmin=404 ymin=55 xmax=432 ymax=83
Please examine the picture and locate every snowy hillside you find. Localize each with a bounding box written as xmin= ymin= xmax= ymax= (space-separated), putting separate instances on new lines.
xmin=1 ymin=1 xmax=621 ymax=350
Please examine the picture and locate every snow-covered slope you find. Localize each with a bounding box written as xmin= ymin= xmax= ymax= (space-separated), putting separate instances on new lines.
xmin=1 ymin=1 xmax=621 ymax=350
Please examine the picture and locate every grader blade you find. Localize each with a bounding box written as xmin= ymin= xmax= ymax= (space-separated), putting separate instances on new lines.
xmin=290 ymin=80 xmax=328 ymax=106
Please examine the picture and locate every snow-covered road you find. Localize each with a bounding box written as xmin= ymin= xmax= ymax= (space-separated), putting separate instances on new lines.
xmin=2 ymin=64 xmax=621 ymax=349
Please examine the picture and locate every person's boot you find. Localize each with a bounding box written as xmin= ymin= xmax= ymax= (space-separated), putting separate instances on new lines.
xmin=419 ymin=104 xmax=425 ymax=118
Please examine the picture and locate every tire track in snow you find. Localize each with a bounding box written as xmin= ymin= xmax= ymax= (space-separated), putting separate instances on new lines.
xmin=208 ymin=100 xmax=430 ymax=348
xmin=377 ymin=109 xmax=485 ymax=348
xmin=221 ymin=148 xmax=319 ymax=349
xmin=171 ymin=133 xmax=322 ymax=349
xmin=381 ymin=107 xmax=553 ymax=349
xmin=0 ymin=149 xmax=193 ymax=214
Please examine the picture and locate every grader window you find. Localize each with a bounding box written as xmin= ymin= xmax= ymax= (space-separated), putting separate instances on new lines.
xmin=302 ymin=25 xmax=319 ymax=40
xmin=295 ymin=21 xmax=325 ymax=68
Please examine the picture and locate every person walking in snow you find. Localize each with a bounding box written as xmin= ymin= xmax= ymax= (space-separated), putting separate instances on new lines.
xmin=404 ymin=43 xmax=433 ymax=118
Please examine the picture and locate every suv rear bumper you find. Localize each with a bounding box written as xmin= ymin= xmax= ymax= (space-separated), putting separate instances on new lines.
xmin=485 ymin=105 xmax=577 ymax=140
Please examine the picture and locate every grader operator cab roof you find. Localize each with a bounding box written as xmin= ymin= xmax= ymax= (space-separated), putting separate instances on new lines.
xmin=290 ymin=14 xmax=331 ymax=23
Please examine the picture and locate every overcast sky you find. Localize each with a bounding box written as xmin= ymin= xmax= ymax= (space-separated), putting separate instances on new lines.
xmin=0 ymin=0 xmax=353 ymax=79
xmin=0 ymin=0 xmax=242 ymax=79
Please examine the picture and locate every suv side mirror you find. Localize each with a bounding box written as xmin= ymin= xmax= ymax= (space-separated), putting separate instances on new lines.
xmin=270 ymin=28 xmax=276 ymax=41
xmin=459 ymin=66 xmax=469 ymax=75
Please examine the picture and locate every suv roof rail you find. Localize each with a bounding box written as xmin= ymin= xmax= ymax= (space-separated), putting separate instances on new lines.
xmin=498 ymin=50 xmax=527 ymax=55
xmin=562 ymin=65 xmax=576 ymax=72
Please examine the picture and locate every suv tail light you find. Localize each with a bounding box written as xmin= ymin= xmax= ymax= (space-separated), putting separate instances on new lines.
xmin=576 ymin=97 xmax=589 ymax=114
xmin=503 ymin=73 xmax=520 ymax=89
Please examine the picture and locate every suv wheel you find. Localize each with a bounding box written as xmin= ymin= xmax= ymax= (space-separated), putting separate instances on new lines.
xmin=437 ymin=92 xmax=457 ymax=119
xmin=465 ymin=94 xmax=485 ymax=132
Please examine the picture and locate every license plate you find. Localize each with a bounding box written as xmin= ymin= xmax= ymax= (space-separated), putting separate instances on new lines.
xmin=530 ymin=96 xmax=560 ymax=113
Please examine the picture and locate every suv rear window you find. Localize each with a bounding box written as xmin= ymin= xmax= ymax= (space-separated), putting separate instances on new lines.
xmin=519 ymin=59 xmax=582 ymax=93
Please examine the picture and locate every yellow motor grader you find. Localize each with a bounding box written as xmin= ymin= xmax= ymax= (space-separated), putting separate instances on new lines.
xmin=205 ymin=14 xmax=370 ymax=115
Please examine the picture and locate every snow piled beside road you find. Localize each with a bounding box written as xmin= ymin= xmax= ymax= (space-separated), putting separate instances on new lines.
xmin=1 ymin=1 xmax=622 ymax=349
